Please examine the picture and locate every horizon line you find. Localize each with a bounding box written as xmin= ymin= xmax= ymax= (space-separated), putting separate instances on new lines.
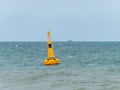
xmin=0 ymin=40 xmax=120 ymax=42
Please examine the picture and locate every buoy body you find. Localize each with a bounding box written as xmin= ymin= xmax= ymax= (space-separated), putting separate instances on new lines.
xmin=44 ymin=58 xmax=60 ymax=65
xmin=43 ymin=32 xmax=60 ymax=65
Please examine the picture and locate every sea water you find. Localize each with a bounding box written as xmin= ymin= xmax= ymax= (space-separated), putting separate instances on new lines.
xmin=0 ymin=42 xmax=120 ymax=90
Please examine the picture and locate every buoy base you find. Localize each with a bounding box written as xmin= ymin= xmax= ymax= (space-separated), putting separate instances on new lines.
xmin=44 ymin=58 xmax=60 ymax=65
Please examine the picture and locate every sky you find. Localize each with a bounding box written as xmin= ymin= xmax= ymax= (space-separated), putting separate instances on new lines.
xmin=0 ymin=0 xmax=120 ymax=41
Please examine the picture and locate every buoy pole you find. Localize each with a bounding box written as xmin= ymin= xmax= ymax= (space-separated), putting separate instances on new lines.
xmin=47 ymin=32 xmax=55 ymax=60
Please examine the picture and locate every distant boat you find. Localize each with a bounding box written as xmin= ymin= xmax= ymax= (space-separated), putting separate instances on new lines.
xmin=67 ymin=40 xmax=73 ymax=42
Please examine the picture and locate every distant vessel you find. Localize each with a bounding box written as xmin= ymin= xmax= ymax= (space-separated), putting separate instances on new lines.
xmin=43 ymin=32 xmax=60 ymax=65
xmin=67 ymin=40 xmax=73 ymax=42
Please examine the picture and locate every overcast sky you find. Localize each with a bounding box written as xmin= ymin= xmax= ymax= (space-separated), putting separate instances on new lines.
xmin=0 ymin=0 xmax=120 ymax=41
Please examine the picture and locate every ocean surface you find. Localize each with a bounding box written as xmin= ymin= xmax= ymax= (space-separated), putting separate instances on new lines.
xmin=0 ymin=42 xmax=120 ymax=90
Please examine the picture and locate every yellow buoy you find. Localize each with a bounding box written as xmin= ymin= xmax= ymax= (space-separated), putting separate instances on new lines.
xmin=43 ymin=32 xmax=60 ymax=65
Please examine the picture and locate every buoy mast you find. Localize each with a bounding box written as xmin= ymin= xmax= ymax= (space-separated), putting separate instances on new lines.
xmin=47 ymin=32 xmax=55 ymax=59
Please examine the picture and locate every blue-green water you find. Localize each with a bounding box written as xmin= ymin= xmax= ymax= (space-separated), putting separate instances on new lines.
xmin=0 ymin=42 xmax=120 ymax=90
